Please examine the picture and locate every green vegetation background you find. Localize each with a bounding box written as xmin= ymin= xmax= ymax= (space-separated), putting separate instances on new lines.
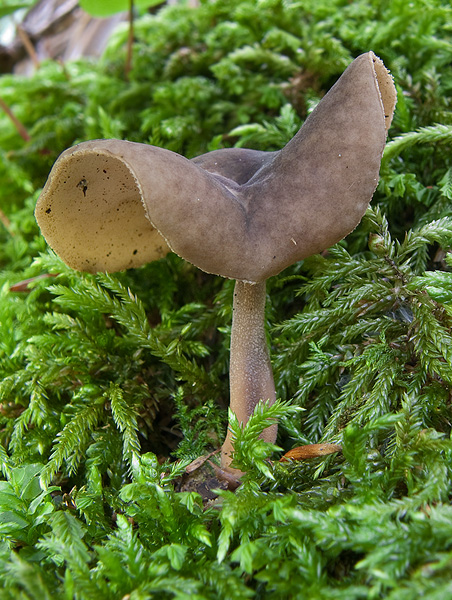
xmin=1 ymin=0 xmax=452 ymax=597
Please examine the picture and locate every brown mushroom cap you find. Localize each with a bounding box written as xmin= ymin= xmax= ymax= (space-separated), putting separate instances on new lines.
xmin=35 ymin=51 xmax=396 ymax=282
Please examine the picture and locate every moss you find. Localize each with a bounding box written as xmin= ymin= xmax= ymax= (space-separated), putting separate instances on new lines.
xmin=0 ymin=0 xmax=452 ymax=597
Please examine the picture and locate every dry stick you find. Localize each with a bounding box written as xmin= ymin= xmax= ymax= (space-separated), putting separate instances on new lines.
xmin=10 ymin=273 xmax=57 ymax=292
xmin=0 ymin=208 xmax=14 ymax=236
xmin=0 ymin=96 xmax=31 ymax=142
xmin=125 ymin=0 xmax=135 ymax=81
xmin=16 ymin=24 xmax=40 ymax=70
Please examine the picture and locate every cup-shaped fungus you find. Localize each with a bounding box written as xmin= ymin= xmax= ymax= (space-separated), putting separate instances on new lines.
xmin=35 ymin=52 xmax=396 ymax=474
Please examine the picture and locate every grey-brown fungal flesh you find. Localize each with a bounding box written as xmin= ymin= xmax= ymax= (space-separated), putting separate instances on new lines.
xmin=35 ymin=51 xmax=396 ymax=474
xmin=221 ymin=280 xmax=277 ymax=473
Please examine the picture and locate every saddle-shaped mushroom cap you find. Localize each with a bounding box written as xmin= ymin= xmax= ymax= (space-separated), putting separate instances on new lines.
xmin=36 ymin=52 xmax=396 ymax=284
xmin=35 ymin=51 xmax=396 ymax=475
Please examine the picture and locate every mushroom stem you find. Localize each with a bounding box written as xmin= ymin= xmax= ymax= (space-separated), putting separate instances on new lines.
xmin=221 ymin=280 xmax=277 ymax=472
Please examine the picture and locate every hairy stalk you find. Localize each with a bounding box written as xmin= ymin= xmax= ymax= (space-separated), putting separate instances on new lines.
xmin=221 ymin=280 xmax=277 ymax=472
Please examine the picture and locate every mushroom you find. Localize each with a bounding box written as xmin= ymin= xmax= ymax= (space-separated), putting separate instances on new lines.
xmin=35 ymin=52 xmax=396 ymax=475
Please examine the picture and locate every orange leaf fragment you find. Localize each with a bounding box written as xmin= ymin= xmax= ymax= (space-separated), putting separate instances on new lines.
xmin=280 ymin=443 xmax=342 ymax=462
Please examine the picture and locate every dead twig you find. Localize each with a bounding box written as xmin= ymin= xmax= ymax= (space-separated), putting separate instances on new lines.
xmin=0 ymin=208 xmax=14 ymax=236
xmin=125 ymin=0 xmax=134 ymax=81
xmin=0 ymin=96 xmax=31 ymax=142
xmin=16 ymin=24 xmax=40 ymax=70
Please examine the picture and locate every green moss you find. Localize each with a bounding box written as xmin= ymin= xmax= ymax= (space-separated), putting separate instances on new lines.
xmin=0 ymin=0 xmax=452 ymax=597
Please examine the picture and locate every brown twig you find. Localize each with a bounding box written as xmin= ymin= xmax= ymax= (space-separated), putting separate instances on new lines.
xmin=9 ymin=273 xmax=58 ymax=292
xmin=0 ymin=96 xmax=31 ymax=142
xmin=0 ymin=208 xmax=13 ymax=236
xmin=16 ymin=24 xmax=40 ymax=70
xmin=125 ymin=0 xmax=134 ymax=81
xmin=185 ymin=449 xmax=220 ymax=474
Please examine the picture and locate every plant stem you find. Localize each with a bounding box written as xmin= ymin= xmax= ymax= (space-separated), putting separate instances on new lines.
xmin=221 ymin=280 xmax=277 ymax=471
xmin=0 ymin=96 xmax=30 ymax=142
xmin=125 ymin=0 xmax=134 ymax=80
xmin=16 ymin=24 xmax=40 ymax=70
xmin=0 ymin=208 xmax=13 ymax=235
